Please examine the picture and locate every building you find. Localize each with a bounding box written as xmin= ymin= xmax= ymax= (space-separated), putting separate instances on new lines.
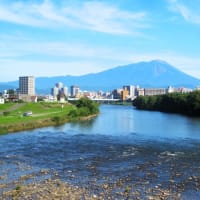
xmin=167 ymin=86 xmax=175 ymax=93
xmin=112 ymin=89 xmax=122 ymax=100
xmin=51 ymin=82 xmax=68 ymax=102
xmin=144 ymin=88 xmax=166 ymax=96
xmin=19 ymin=76 xmax=35 ymax=96
xmin=70 ymin=85 xmax=80 ymax=97
xmin=56 ymin=82 xmax=63 ymax=90
xmin=0 ymin=97 xmax=5 ymax=104
xmin=63 ymin=86 xmax=68 ymax=97
xmin=123 ymin=85 xmax=136 ymax=99
xmin=137 ymin=88 xmax=145 ymax=96
xmin=52 ymin=86 xmax=59 ymax=97
xmin=3 ymin=90 xmax=9 ymax=99
xmin=18 ymin=76 xmax=36 ymax=102
xmin=122 ymin=87 xmax=130 ymax=101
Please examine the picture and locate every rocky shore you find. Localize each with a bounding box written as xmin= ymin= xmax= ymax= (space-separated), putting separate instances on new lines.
xmin=1 ymin=179 xmax=95 ymax=200
xmin=1 ymin=177 xmax=179 ymax=200
xmin=1 ymin=143 xmax=200 ymax=199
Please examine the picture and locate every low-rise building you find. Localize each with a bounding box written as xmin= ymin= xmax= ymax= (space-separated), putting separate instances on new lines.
xmin=144 ymin=88 xmax=166 ymax=96
xmin=137 ymin=88 xmax=145 ymax=96
xmin=167 ymin=86 xmax=175 ymax=93
xmin=112 ymin=89 xmax=123 ymax=100
xmin=0 ymin=97 xmax=5 ymax=104
xmin=19 ymin=94 xmax=37 ymax=103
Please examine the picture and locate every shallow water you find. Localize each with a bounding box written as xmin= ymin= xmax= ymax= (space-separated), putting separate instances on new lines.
xmin=1 ymin=105 xmax=200 ymax=198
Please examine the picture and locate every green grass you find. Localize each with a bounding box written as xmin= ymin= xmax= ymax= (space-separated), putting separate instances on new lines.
xmin=0 ymin=102 xmax=75 ymax=126
xmin=0 ymin=100 xmax=99 ymax=134
xmin=0 ymin=103 xmax=15 ymax=111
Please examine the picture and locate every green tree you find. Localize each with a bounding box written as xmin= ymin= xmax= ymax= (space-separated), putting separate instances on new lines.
xmin=8 ymin=89 xmax=15 ymax=95
xmin=133 ymin=91 xmax=200 ymax=116
xmin=68 ymin=97 xmax=99 ymax=117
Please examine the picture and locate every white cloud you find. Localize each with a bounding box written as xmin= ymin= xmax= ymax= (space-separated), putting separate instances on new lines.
xmin=121 ymin=52 xmax=200 ymax=79
xmin=0 ymin=59 xmax=104 ymax=82
xmin=0 ymin=0 xmax=148 ymax=35
xmin=0 ymin=2 xmax=45 ymax=27
xmin=167 ymin=0 xmax=200 ymax=24
xmin=0 ymin=34 xmax=117 ymax=60
xmin=62 ymin=1 xmax=148 ymax=35
xmin=1 ymin=39 xmax=200 ymax=81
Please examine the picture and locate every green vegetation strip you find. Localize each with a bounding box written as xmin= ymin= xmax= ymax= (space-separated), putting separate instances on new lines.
xmin=133 ymin=90 xmax=200 ymax=116
xmin=0 ymin=98 xmax=99 ymax=134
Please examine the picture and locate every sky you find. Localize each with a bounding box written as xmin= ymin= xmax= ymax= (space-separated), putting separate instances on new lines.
xmin=0 ymin=0 xmax=200 ymax=81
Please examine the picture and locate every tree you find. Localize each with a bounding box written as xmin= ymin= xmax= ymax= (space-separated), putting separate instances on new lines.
xmin=133 ymin=91 xmax=200 ymax=116
xmin=8 ymin=89 xmax=15 ymax=95
xmin=68 ymin=97 xmax=99 ymax=118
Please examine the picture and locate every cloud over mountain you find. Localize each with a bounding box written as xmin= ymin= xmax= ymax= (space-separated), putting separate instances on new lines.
xmin=1 ymin=60 xmax=199 ymax=93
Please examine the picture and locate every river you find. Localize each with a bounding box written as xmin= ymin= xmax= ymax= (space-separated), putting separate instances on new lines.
xmin=1 ymin=105 xmax=200 ymax=199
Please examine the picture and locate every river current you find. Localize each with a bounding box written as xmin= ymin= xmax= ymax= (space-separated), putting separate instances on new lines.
xmin=1 ymin=105 xmax=200 ymax=199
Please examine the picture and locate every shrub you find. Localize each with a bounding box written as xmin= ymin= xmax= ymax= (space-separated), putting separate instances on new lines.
xmin=68 ymin=98 xmax=99 ymax=118
xmin=52 ymin=116 xmax=63 ymax=125
xmin=3 ymin=111 xmax=10 ymax=116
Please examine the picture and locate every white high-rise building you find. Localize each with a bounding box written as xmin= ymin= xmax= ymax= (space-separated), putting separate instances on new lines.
xmin=51 ymin=82 xmax=68 ymax=99
xmin=56 ymin=82 xmax=63 ymax=90
xmin=52 ymin=86 xmax=59 ymax=97
xmin=63 ymin=87 xmax=68 ymax=97
xmin=19 ymin=76 xmax=35 ymax=95
xmin=70 ymin=85 xmax=80 ymax=97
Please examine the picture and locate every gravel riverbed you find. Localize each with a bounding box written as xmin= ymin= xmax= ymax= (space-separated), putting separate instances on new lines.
xmin=1 ymin=158 xmax=198 ymax=200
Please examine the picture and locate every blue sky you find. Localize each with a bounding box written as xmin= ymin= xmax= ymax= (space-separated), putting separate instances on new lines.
xmin=0 ymin=0 xmax=200 ymax=81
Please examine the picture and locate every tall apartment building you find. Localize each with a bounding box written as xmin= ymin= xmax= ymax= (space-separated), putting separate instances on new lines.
xmin=51 ymin=82 xmax=68 ymax=98
xmin=122 ymin=87 xmax=129 ymax=101
xmin=123 ymin=85 xmax=136 ymax=98
xmin=19 ymin=76 xmax=35 ymax=96
xmin=70 ymin=85 xmax=80 ymax=97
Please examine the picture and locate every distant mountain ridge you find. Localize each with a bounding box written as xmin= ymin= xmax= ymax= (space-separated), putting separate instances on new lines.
xmin=1 ymin=60 xmax=199 ymax=94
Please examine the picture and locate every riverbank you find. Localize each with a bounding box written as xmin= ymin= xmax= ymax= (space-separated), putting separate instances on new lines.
xmin=1 ymin=105 xmax=200 ymax=199
xmin=0 ymin=154 xmax=180 ymax=200
xmin=0 ymin=113 xmax=98 ymax=134
xmin=1 ymin=178 xmax=95 ymax=200
xmin=0 ymin=99 xmax=99 ymax=134
xmin=133 ymin=90 xmax=200 ymax=116
xmin=0 ymin=153 xmax=185 ymax=200
xmin=1 ymin=177 xmax=179 ymax=200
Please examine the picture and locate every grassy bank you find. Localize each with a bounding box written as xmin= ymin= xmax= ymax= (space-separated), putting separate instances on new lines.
xmin=0 ymin=99 xmax=99 ymax=134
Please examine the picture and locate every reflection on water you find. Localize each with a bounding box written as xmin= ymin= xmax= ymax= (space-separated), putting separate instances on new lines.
xmin=51 ymin=105 xmax=200 ymax=139
xmin=1 ymin=105 xmax=200 ymax=198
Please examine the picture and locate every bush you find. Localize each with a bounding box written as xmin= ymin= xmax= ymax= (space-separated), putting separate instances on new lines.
xmin=68 ymin=98 xmax=99 ymax=119
xmin=52 ymin=116 xmax=63 ymax=125
xmin=67 ymin=109 xmax=79 ymax=118
xmin=3 ymin=111 xmax=10 ymax=116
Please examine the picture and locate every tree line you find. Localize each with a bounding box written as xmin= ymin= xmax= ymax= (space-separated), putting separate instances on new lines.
xmin=133 ymin=91 xmax=200 ymax=116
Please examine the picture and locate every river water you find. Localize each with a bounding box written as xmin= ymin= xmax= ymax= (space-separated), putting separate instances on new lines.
xmin=1 ymin=105 xmax=200 ymax=199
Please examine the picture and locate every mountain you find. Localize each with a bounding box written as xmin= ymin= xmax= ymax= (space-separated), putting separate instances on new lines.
xmin=1 ymin=60 xmax=200 ymax=94
xmin=0 ymin=84 xmax=16 ymax=92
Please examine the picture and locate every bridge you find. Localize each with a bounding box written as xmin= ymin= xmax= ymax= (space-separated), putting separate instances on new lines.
xmin=68 ymin=98 xmax=120 ymax=104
